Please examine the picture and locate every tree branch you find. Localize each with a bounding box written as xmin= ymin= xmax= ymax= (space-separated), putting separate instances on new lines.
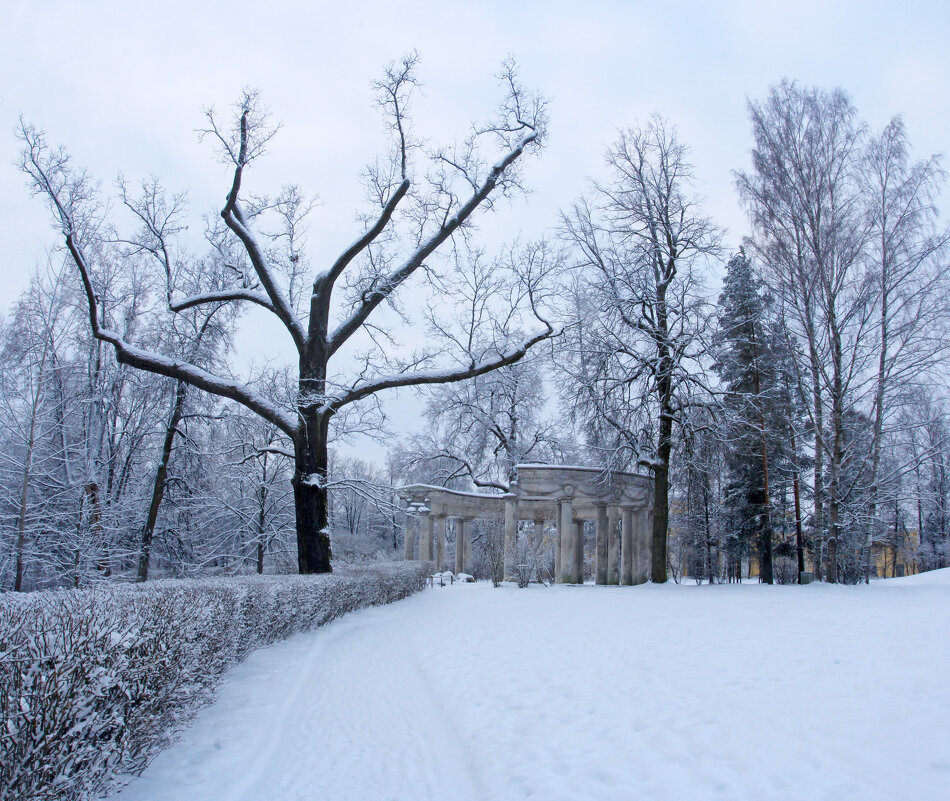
xmin=327 ymin=129 xmax=539 ymax=357
xmin=220 ymin=105 xmax=307 ymax=352
xmin=330 ymin=322 xmax=554 ymax=412
xmin=169 ymin=289 xmax=278 ymax=314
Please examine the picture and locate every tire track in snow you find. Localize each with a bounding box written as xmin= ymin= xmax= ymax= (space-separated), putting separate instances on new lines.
xmin=218 ymin=613 xmax=380 ymax=801
xmin=115 ymin=590 xmax=487 ymax=801
xmin=115 ymin=578 xmax=950 ymax=801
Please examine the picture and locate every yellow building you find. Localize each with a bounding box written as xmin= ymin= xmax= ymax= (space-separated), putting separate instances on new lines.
xmin=871 ymin=530 xmax=920 ymax=578
xmin=744 ymin=530 xmax=921 ymax=581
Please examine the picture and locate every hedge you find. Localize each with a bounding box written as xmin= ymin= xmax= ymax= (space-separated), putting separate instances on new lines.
xmin=0 ymin=562 xmax=430 ymax=801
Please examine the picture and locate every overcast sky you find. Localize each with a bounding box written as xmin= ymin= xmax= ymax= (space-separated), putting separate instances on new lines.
xmin=1 ymin=0 xmax=948 ymax=458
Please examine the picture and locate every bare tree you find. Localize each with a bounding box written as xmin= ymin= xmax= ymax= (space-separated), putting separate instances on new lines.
xmin=562 ymin=116 xmax=721 ymax=582
xmin=406 ymin=240 xmax=564 ymax=490
xmin=410 ymin=330 xmax=563 ymax=492
xmin=859 ymin=117 xmax=950 ymax=580
xmin=0 ymin=266 xmax=73 ymax=590
xmin=19 ymin=56 xmax=555 ymax=574
xmin=737 ymin=82 xmax=874 ymax=582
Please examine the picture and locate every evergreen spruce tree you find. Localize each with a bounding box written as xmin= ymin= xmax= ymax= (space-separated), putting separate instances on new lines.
xmin=713 ymin=250 xmax=791 ymax=584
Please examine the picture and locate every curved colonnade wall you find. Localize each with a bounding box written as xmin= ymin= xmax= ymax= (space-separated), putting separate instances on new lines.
xmin=398 ymin=464 xmax=653 ymax=585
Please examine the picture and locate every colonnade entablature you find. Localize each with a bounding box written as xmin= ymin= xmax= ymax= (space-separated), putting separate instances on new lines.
xmin=398 ymin=464 xmax=653 ymax=585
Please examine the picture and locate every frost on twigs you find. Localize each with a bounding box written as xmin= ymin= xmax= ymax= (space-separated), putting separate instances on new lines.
xmin=0 ymin=562 xmax=429 ymax=801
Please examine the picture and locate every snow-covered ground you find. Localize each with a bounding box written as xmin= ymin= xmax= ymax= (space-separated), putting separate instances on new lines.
xmin=114 ymin=571 xmax=950 ymax=801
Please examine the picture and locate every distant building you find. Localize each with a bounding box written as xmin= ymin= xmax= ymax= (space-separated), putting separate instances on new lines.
xmin=871 ymin=529 xmax=920 ymax=578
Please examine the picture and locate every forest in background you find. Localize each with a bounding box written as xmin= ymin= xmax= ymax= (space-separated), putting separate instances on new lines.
xmin=3 ymin=77 xmax=948 ymax=590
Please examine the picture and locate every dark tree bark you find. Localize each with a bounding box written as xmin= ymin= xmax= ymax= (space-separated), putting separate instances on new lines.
xmin=255 ymin=470 xmax=270 ymax=574
xmin=293 ymin=409 xmax=333 ymax=573
xmin=790 ymin=427 xmax=806 ymax=581
xmin=137 ymin=380 xmax=186 ymax=582
xmin=652 ymin=415 xmax=673 ymax=583
xmin=752 ymin=360 xmax=774 ymax=585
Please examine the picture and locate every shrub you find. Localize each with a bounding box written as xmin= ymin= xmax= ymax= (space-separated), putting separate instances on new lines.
xmin=0 ymin=562 xmax=429 ymax=801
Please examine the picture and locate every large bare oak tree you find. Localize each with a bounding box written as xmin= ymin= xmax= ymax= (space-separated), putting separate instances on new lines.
xmin=20 ymin=56 xmax=555 ymax=574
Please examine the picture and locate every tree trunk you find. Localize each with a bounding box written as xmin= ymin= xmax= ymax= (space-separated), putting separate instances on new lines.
xmin=650 ymin=270 xmax=675 ymax=585
xmin=810 ymin=367 xmax=825 ymax=581
xmin=73 ymin=491 xmax=85 ymax=589
xmin=757 ymin=442 xmax=774 ymax=584
xmin=255 ymin=476 xmax=269 ymax=574
xmin=825 ymin=324 xmax=845 ymax=584
xmin=294 ymin=408 xmax=333 ymax=573
xmin=13 ymin=400 xmax=40 ymax=592
xmin=703 ymin=485 xmax=714 ymax=584
xmin=137 ymin=381 xmax=186 ymax=582
xmin=651 ymin=407 xmax=673 ymax=583
xmin=791 ymin=430 xmax=805 ymax=581
xmin=85 ymin=481 xmax=104 ymax=570
xmin=863 ymin=275 xmax=891 ymax=582
xmin=751 ymin=341 xmax=773 ymax=585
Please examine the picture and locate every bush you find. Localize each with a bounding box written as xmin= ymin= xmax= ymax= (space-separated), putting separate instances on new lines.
xmin=0 ymin=562 xmax=429 ymax=801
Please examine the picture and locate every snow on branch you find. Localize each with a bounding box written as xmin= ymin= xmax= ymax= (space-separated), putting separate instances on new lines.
xmin=311 ymin=178 xmax=411 ymax=302
xmin=18 ymin=123 xmax=299 ymax=441
xmin=169 ymin=288 xmax=279 ymax=314
xmin=330 ymin=323 xmax=555 ymax=411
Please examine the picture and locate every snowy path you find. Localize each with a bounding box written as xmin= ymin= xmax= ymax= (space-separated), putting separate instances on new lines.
xmin=115 ymin=572 xmax=950 ymax=801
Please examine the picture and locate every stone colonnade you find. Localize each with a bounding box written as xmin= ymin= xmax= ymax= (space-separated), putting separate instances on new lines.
xmin=399 ymin=464 xmax=653 ymax=585
xmin=403 ymin=509 xmax=475 ymax=575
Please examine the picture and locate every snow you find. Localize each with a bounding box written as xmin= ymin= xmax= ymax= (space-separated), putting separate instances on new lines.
xmin=518 ymin=462 xmax=635 ymax=473
xmin=113 ymin=572 xmax=950 ymax=801
xmin=400 ymin=483 xmax=509 ymax=498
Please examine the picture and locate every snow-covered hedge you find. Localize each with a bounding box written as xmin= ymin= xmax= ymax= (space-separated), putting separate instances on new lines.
xmin=0 ymin=562 xmax=429 ymax=801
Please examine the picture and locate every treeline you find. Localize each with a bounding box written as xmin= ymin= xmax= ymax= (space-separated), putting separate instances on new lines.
xmin=0 ymin=264 xmax=402 ymax=589
xmin=0 ymin=262 xmax=286 ymax=589
xmin=404 ymin=82 xmax=950 ymax=584
xmin=3 ymin=79 xmax=948 ymax=589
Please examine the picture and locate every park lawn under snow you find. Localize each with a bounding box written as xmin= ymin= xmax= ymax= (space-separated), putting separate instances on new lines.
xmin=113 ymin=571 xmax=950 ymax=801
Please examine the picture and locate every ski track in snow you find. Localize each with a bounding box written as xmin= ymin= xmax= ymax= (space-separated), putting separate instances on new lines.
xmin=113 ymin=572 xmax=950 ymax=801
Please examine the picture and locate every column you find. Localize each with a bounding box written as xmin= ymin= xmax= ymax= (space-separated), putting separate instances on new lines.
xmin=621 ymin=505 xmax=635 ymax=585
xmin=595 ymin=503 xmax=608 ymax=585
xmin=434 ymin=515 xmax=446 ymax=572
xmin=607 ymin=505 xmax=620 ymax=585
xmin=639 ymin=509 xmax=654 ymax=583
xmin=558 ymin=498 xmax=574 ymax=584
xmin=503 ymin=495 xmax=519 ymax=582
xmin=573 ymin=519 xmax=585 ymax=584
xmin=461 ymin=518 xmax=474 ymax=574
xmin=403 ymin=509 xmax=415 ymax=560
xmin=454 ymin=518 xmax=464 ymax=574
xmin=630 ymin=509 xmax=645 ymax=584
xmin=554 ymin=515 xmax=562 ymax=580
xmin=419 ymin=510 xmax=432 ymax=562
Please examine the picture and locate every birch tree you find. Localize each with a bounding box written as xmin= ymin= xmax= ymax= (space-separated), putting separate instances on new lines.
xmin=736 ymin=82 xmax=874 ymax=581
xmin=859 ymin=117 xmax=950 ymax=579
xmin=19 ymin=56 xmax=555 ymax=574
